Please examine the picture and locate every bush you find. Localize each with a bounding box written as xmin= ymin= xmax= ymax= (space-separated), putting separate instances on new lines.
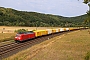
xmin=85 ymin=52 xmax=90 ymax=60
xmin=14 ymin=29 xmax=28 ymax=33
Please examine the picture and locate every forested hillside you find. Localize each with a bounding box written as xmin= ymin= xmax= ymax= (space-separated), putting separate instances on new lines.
xmin=0 ymin=7 xmax=88 ymax=27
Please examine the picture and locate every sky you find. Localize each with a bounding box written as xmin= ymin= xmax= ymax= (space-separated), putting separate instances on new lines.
xmin=0 ymin=0 xmax=89 ymax=17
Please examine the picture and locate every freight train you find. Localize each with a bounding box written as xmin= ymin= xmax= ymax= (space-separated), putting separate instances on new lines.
xmin=14 ymin=27 xmax=86 ymax=42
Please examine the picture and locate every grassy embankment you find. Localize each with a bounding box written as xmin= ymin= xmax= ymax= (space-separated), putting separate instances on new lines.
xmin=3 ymin=29 xmax=90 ymax=60
xmin=0 ymin=33 xmax=16 ymax=42
xmin=0 ymin=26 xmax=16 ymax=43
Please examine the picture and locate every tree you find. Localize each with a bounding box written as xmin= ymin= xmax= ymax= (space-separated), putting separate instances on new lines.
xmin=0 ymin=7 xmax=88 ymax=27
xmin=84 ymin=0 xmax=90 ymax=27
xmin=83 ymin=0 xmax=90 ymax=4
xmin=78 ymin=0 xmax=90 ymax=27
xmin=0 ymin=11 xmax=3 ymax=16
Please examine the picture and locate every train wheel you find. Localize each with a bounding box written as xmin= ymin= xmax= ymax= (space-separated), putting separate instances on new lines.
xmin=15 ymin=40 xmax=20 ymax=43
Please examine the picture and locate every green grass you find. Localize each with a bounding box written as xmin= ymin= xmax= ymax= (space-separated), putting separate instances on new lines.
xmin=85 ymin=52 xmax=90 ymax=60
xmin=3 ymin=29 xmax=90 ymax=60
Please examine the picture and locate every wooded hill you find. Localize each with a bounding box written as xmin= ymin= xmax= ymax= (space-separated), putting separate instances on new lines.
xmin=0 ymin=7 xmax=88 ymax=27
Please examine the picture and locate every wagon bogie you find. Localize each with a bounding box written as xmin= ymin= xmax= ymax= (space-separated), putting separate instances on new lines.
xmin=52 ymin=29 xmax=56 ymax=33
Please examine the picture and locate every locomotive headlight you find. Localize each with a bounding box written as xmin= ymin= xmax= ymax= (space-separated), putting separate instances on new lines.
xmin=18 ymin=37 xmax=21 ymax=39
xmin=15 ymin=37 xmax=17 ymax=38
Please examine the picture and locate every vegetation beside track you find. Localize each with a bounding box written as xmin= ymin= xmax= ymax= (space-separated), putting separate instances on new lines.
xmin=0 ymin=33 xmax=16 ymax=43
xmin=3 ymin=29 xmax=90 ymax=60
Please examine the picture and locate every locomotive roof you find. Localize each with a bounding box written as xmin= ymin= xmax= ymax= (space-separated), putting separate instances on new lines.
xmin=18 ymin=31 xmax=34 ymax=34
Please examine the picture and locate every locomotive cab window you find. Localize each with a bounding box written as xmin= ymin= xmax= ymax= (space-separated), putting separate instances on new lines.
xmin=16 ymin=34 xmax=20 ymax=37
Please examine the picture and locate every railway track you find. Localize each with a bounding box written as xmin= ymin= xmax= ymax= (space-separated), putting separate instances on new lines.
xmin=0 ymin=28 xmax=87 ymax=60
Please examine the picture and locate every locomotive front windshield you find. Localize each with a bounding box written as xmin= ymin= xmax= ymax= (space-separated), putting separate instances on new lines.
xmin=16 ymin=34 xmax=20 ymax=37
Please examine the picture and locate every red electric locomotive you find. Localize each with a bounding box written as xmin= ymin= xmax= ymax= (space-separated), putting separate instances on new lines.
xmin=15 ymin=31 xmax=35 ymax=42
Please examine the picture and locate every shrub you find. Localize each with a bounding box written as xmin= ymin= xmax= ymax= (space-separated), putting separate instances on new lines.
xmin=14 ymin=29 xmax=28 ymax=33
xmin=85 ymin=52 xmax=90 ymax=60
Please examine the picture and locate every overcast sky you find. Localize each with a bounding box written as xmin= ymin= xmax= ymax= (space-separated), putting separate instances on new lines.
xmin=0 ymin=0 xmax=89 ymax=17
